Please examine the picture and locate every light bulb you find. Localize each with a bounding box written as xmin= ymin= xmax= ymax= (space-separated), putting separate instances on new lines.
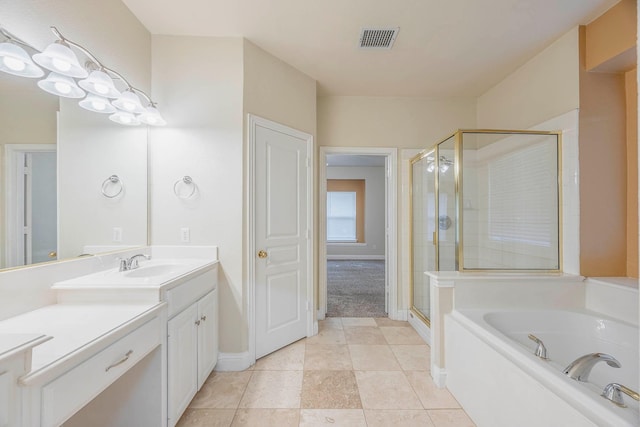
xmin=91 ymin=100 xmax=106 ymax=111
xmin=93 ymin=82 xmax=109 ymax=95
xmin=3 ymin=56 xmax=25 ymax=71
xmin=52 ymin=57 xmax=72 ymax=72
xmin=120 ymin=114 xmax=132 ymax=124
xmin=122 ymin=101 xmax=136 ymax=111
xmin=146 ymin=116 xmax=158 ymax=125
xmin=54 ymin=81 xmax=72 ymax=94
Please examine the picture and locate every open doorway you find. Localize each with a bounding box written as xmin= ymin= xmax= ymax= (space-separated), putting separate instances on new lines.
xmin=319 ymin=147 xmax=398 ymax=320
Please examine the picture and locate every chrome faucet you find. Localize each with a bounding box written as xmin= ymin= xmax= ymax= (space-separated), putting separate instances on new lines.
xmin=118 ymin=254 xmax=151 ymax=272
xmin=563 ymin=353 xmax=621 ymax=382
xmin=527 ymin=334 xmax=548 ymax=360
xmin=601 ymin=383 xmax=639 ymax=407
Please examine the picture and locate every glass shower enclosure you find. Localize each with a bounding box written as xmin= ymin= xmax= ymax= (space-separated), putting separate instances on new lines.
xmin=410 ymin=130 xmax=561 ymax=325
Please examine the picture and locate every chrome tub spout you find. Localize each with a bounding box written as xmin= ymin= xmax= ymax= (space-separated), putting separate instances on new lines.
xmin=563 ymin=353 xmax=621 ymax=382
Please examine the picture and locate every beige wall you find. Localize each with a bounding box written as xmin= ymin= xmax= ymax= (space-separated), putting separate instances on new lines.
xmin=586 ymin=0 xmax=636 ymax=71
xmin=317 ymin=96 xmax=476 ymax=149
xmin=476 ymin=28 xmax=580 ymax=129
xmin=626 ymin=68 xmax=638 ymax=277
xmin=579 ymin=26 xmax=628 ymax=277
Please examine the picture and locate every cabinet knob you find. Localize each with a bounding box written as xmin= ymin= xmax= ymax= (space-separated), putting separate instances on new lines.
xmin=195 ymin=320 xmax=201 ymax=326
xmin=201 ymin=315 xmax=207 ymax=322
xmin=257 ymin=250 xmax=268 ymax=259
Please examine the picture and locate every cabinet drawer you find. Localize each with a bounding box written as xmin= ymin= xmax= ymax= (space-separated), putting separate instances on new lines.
xmin=40 ymin=315 xmax=161 ymax=427
xmin=166 ymin=267 xmax=217 ymax=318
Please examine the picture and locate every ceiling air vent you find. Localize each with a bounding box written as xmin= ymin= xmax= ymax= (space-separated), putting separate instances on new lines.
xmin=358 ymin=27 xmax=399 ymax=50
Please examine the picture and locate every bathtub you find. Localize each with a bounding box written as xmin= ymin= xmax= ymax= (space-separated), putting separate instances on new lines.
xmin=445 ymin=308 xmax=639 ymax=427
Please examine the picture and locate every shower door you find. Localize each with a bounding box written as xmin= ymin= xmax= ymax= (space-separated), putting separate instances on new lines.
xmin=410 ymin=150 xmax=436 ymax=324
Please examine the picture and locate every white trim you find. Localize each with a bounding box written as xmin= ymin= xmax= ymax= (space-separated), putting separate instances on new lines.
xmin=327 ymin=255 xmax=385 ymax=260
xmin=430 ymin=364 xmax=448 ymax=389
xmin=247 ymin=114 xmax=315 ymax=366
xmin=408 ymin=310 xmax=431 ymax=345
xmin=396 ymin=309 xmax=409 ymax=321
xmin=319 ymin=147 xmax=398 ymax=320
xmin=316 ymin=309 xmax=325 ymax=321
xmin=214 ymin=352 xmax=252 ymax=372
xmin=4 ymin=144 xmax=56 ymax=268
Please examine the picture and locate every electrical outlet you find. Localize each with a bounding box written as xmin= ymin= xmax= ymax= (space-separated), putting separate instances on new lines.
xmin=180 ymin=227 xmax=190 ymax=243
xmin=112 ymin=227 xmax=123 ymax=242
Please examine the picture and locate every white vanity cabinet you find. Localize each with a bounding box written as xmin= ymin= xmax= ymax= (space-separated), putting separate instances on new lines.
xmin=166 ymin=266 xmax=218 ymax=426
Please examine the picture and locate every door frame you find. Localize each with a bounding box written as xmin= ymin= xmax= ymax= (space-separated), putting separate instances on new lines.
xmin=4 ymin=144 xmax=57 ymax=268
xmin=247 ymin=114 xmax=315 ymax=365
xmin=319 ymin=146 xmax=398 ymax=320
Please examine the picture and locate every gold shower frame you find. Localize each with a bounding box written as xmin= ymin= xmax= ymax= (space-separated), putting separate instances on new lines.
xmin=409 ymin=129 xmax=563 ymax=324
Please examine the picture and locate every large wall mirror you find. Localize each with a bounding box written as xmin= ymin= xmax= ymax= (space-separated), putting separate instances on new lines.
xmin=0 ymin=68 xmax=148 ymax=270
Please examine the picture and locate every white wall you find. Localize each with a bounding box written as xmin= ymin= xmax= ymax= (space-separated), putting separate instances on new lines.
xmin=326 ymin=166 xmax=385 ymax=258
xmin=58 ymin=100 xmax=148 ymax=259
xmin=476 ymin=28 xmax=580 ymax=129
xmin=150 ymin=36 xmax=316 ymax=355
xmin=150 ymin=35 xmax=245 ymax=352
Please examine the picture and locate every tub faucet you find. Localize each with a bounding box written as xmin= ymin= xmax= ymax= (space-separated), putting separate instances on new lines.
xmin=601 ymin=383 xmax=640 ymax=407
xmin=563 ymin=353 xmax=621 ymax=382
xmin=527 ymin=334 xmax=548 ymax=360
xmin=118 ymin=254 xmax=151 ymax=272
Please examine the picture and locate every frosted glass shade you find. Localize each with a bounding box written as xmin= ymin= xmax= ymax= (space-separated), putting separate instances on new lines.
xmin=79 ymin=93 xmax=117 ymax=114
xmin=139 ymin=105 xmax=166 ymax=126
xmin=112 ymin=89 xmax=144 ymax=114
xmin=79 ymin=70 xmax=120 ymax=98
xmin=0 ymin=42 xmax=44 ymax=78
xmin=33 ymin=42 xmax=88 ymax=78
xmin=37 ymin=72 xmax=85 ymax=98
xmin=109 ymin=110 xmax=140 ymax=126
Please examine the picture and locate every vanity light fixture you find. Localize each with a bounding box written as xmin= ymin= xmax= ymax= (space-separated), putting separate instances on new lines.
xmin=109 ymin=110 xmax=140 ymax=126
xmin=79 ymin=93 xmax=116 ymax=113
xmin=0 ymin=24 xmax=166 ymax=126
xmin=0 ymin=28 xmax=44 ymax=78
xmin=426 ymin=156 xmax=453 ymax=173
xmin=112 ymin=89 xmax=145 ymax=114
xmin=37 ymin=71 xmax=86 ymax=98
xmin=139 ymin=104 xmax=167 ymax=126
xmin=78 ymin=69 xmax=120 ymax=98
xmin=33 ymin=41 xmax=88 ymax=78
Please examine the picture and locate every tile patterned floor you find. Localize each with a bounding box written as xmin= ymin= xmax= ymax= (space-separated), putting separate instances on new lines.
xmin=177 ymin=318 xmax=476 ymax=427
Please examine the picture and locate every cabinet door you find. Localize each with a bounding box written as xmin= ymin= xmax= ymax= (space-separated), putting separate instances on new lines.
xmin=197 ymin=289 xmax=218 ymax=388
xmin=167 ymin=303 xmax=198 ymax=426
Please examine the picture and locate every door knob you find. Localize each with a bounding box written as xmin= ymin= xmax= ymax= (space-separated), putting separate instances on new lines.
xmin=48 ymin=251 xmax=57 ymax=259
xmin=257 ymin=250 xmax=268 ymax=259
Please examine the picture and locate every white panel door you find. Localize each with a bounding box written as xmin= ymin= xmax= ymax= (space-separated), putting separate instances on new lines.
xmin=255 ymin=123 xmax=310 ymax=359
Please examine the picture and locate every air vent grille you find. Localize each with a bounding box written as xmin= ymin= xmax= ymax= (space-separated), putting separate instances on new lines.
xmin=358 ymin=27 xmax=399 ymax=49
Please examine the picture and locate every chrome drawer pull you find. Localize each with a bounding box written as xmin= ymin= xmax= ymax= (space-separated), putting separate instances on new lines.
xmin=105 ymin=350 xmax=133 ymax=372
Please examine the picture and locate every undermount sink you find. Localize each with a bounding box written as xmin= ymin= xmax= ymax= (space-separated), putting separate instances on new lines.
xmin=123 ymin=264 xmax=184 ymax=278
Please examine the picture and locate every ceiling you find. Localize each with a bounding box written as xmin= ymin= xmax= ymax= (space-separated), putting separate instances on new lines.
xmin=122 ymin=0 xmax=619 ymax=97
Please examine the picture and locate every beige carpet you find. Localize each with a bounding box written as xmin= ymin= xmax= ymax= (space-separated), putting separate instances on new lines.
xmin=326 ymin=260 xmax=386 ymax=318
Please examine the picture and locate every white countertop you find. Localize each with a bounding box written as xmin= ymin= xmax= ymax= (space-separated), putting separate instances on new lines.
xmin=0 ymin=303 xmax=164 ymax=385
xmin=0 ymin=333 xmax=51 ymax=364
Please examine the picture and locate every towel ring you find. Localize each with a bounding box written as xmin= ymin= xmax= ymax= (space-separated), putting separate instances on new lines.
xmin=101 ymin=175 xmax=124 ymax=198
xmin=174 ymin=176 xmax=196 ymax=199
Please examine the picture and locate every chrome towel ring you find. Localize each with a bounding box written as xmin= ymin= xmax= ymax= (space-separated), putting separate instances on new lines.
xmin=174 ymin=176 xmax=196 ymax=199
xmin=101 ymin=175 xmax=124 ymax=198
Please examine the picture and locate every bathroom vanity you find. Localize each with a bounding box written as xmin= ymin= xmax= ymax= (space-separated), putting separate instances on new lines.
xmin=0 ymin=246 xmax=219 ymax=427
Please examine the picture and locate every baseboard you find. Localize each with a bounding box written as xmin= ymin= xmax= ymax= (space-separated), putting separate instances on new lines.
xmin=215 ymin=351 xmax=252 ymax=372
xmin=327 ymin=255 xmax=385 ymax=260
xmin=408 ymin=311 xmax=431 ymax=345
xmin=394 ymin=309 xmax=408 ymax=321
xmin=431 ymin=364 xmax=447 ymax=388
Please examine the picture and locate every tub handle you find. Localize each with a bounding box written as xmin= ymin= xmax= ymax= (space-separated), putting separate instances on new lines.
xmin=601 ymin=383 xmax=640 ymax=407
xmin=528 ymin=334 xmax=549 ymax=360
